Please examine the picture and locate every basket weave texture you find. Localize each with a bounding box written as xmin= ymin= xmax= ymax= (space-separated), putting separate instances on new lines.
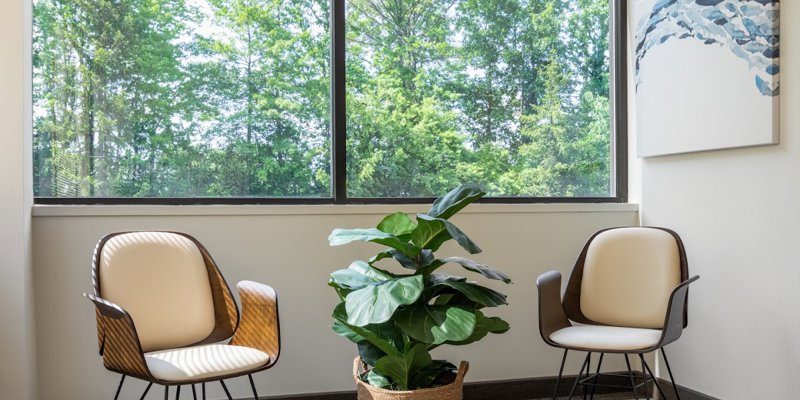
xmin=353 ymin=357 xmax=469 ymax=400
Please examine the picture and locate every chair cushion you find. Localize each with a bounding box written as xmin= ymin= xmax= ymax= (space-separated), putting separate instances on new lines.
xmin=145 ymin=344 xmax=269 ymax=382
xmin=550 ymin=325 xmax=661 ymax=351
xmin=580 ymin=227 xmax=681 ymax=329
xmin=99 ymin=232 xmax=217 ymax=352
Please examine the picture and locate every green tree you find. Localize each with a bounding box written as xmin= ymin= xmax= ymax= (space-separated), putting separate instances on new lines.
xmin=346 ymin=0 xmax=470 ymax=197
xmin=191 ymin=0 xmax=330 ymax=196
xmin=33 ymin=0 xmax=189 ymax=197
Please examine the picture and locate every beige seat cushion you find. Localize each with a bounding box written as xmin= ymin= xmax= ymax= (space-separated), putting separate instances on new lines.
xmin=99 ymin=232 xmax=216 ymax=352
xmin=550 ymin=325 xmax=661 ymax=351
xmin=145 ymin=344 xmax=269 ymax=382
xmin=580 ymin=227 xmax=681 ymax=329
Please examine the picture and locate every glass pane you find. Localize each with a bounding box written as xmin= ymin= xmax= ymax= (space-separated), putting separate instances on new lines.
xmin=33 ymin=0 xmax=331 ymax=198
xmin=346 ymin=0 xmax=612 ymax=198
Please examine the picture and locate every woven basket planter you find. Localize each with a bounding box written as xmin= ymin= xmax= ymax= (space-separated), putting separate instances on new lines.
xmin=353 ymin=358 xmax=469 ymax=400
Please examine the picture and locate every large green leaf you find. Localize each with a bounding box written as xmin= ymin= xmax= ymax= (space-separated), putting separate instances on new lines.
xmin=442 ymin=219 xmax=482 ymax=254
xmin=408 ymin=360 xmax=457 ymax=390
xmin=365 ymin=370 xmax=392 ymax=389
xmin=428 ymin=274 xmax=508 ymax=307
xmin=417 ymin=214 xmax=481 ymax=254
xmin=358 ymin=341 xmax=386 ymax=366
xmin=349 ymin=260 xmax=395 ymax=280
xmin=422 ymin=274 xmax=464 ymax=301
xmin=369 ymin=249 xmax=417 ymax=270
xmin=418 ymin=250 xmax=436 ymax=268
xmin=332 ymin=319 xmax=364 ymax=343
xmin=410 ymin=216 xmax=451 ymax=251
xmin=446 ymin=310 xmax=510 ymax=346
xmin=442 ymin=257 xmax=512 ymax=283
xmin=417 ymin=257 xmax=446 ymax=276
xmin=373 ymin=344 xmax=433 ymax=390
xmin=345 ymin=275 xmax=424 ymax=326
xmin=377 ymin=212 xmax=418 ymax=236
xmin=329 ymin=228 xmax=388 ymax=246
xmin=426 ymin=273 xmax=466 ymax=285
xmin=432 ymin=293 xmax=472 ymax=307
xmin=394 ymin=304 xmax=476 ymax=344
xmin=332 ymin=303 xmax=401 ymax=357
xmin=427 ymin=185 xmax=486 ymax=220
xmin=486 ymin=317 xmax=510 ymax=333
xmin=329 ymin=228 xmax=420 ymax=257
xmin=329 ymin=261 xmax=392 ymax=291
xmin=368 ymin=249 xmax=394 ymax=264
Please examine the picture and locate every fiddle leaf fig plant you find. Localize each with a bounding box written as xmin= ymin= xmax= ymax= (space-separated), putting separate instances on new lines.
xmin=328 ymin=185 xmax=511 ymax=390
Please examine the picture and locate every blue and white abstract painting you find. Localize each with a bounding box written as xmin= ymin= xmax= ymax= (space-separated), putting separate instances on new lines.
xmin=633 ymin=0 xmax=780 ymax=157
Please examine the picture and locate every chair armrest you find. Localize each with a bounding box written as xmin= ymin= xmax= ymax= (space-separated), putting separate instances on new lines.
xmin=83 ymin=293 xmax=152 ymax=380
xmin=85 ymin=293 xmax=128 ymax=319
xmin=536 ymin=271 xmax=571 ymax=345
xmin=656 ymin=275 xmax=700 ymax=348
xmin=230 ymin=281 xmax=281 ymax=367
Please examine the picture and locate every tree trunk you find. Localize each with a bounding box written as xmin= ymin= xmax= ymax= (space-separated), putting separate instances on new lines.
xmin=83 ymin=62 xmax=96 ymax=197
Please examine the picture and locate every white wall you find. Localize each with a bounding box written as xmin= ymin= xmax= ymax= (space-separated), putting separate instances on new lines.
xmin=0 ymin=0 xmax=35 ymax=399
xmin=32 ymin=205 xmax=636 ymax=399
xmin=636 ymin=2 xmax=800 ymax=399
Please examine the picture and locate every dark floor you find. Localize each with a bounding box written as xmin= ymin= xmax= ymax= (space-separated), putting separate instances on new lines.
xmin=535 ymin=394 xmax=667 ymax=400
xmin=548 ymin=397 xmax=645 ymax=399
xmin=537 ymin=396 xmax=659 ymax=400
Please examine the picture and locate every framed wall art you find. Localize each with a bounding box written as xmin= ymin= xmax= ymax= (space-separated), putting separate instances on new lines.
xmin=632 ymin=0 xmax=780 ymax=157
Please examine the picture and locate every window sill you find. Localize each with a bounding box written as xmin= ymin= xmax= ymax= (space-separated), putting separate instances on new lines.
xmin=32 ymin=202 xmax=638 ymax=217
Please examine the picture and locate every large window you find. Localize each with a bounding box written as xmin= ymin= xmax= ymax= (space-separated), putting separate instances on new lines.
xmin=33 ymin=0 xmax=626 ymax=204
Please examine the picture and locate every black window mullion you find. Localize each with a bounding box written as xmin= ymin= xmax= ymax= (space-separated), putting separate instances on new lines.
xmin=612 ymin=0 xmax=628 ymax=203
xmin=331 ymin=0 xmax=347 ymax=204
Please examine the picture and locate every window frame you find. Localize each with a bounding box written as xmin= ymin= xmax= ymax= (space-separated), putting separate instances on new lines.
xmin=34 ymin=0 xmax=627 ymax=206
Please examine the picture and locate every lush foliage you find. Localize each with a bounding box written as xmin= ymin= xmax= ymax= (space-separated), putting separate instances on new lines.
xmin=328 ymin=185 xmax=511 ymax=390
xmin=33 ymin=0 xmax=612 ymax=198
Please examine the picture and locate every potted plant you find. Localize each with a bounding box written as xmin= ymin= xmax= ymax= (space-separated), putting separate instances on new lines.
xmin=328 ymin=185 xmax=512 ymax=399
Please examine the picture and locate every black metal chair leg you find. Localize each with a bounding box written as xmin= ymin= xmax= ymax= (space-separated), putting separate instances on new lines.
xmin=220 ymin=380 xmax=233 ymax=400
xmin=641 ymin=353 xmax=668 ymax=399
xmin=637 ymin=354 xmax=650 ymax=399
xmin=661 ymin=348 xmax=682 ymax=400
xmin=139 ymin=382 xmax=153 ymax=400
xmin=589 ymin=353 xmax=604 ymax=400
xmin=568 ymin=352 xmax=591 ymax=400
xmin=191 ymin=384 xmax=197 ymax=400
xmin=164 ymin=386 xmax=169 ymax=400
xmin=552 ymin=349 xmax=569 ymax=400
xmin=248 ymin=374 xmax=259 ymax=400
xmin=114 ymin=375 xmax=126 ymax=400
xmin=202 ymin=383 xmax=206 ymax=400
xmin=583 ymin=352 xmax=592 ymax=399
xmin=175 ymin=385 xmax=181 ymax=400
xmin=624 ymin=354 xmax=639 ymax=400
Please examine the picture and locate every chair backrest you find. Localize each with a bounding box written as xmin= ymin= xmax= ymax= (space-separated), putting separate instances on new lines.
xmin=93 ymin=232 xmax=238 ymax=352
xmin=564 ymin=227 xmax=688 ymax=329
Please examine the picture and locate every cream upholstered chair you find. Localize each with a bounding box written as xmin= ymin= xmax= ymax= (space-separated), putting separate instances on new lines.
xmin=536 ymin=227 xmax=699 ymax=400
xmin=84 ymin=231 xmax=280 ymax=400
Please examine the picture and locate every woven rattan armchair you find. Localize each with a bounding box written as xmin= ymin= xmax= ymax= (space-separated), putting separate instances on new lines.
xmin=536 ymin=227 xmax=699 ymax=400
xmin=84 ymin=231 xmax=280 ymax=400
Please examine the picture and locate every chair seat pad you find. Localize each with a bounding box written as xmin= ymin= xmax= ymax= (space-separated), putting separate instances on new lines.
xmin=145 ymin=344 xmax=269 ymax=382
xmin=550 ymin=325 xmax=661 ymax=351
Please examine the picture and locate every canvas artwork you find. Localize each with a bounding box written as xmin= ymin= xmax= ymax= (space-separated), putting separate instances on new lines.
xmin=633 ymin=0 xmax=780 ymax=157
